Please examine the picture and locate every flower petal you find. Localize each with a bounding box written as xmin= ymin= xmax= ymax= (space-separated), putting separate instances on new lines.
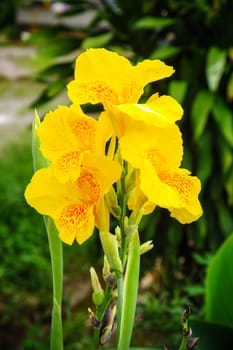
xmin=24 ymin=167 xmax=80 ymax=216
xmin=82 ymin=152 xmax=122 ymax=194
xmin=161 ymin=169 xmax=203 ymax=223
xmin=56 ymin=203 xmax=95 ymax=245
xmin=53 ymin=150 xmax=84 ymax=183
xmin=120 ymin=123 xmax=183 ymax=171
xmin=67 ymin=48 xmax=174 ymax=105
xmin=38 ymin=104 xmax=97 ymax=161
xmin=131 ymin=59 xmax=174 ymax=90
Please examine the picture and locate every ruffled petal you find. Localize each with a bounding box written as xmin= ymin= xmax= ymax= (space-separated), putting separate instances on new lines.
xmin=67 ymin=48 xmax=174 ymax=106
xmin=38 ymin=105 xmax=97 ymax=161
xmin=120 ymin=123 xmax=183 ymax=171
xmin=161 ymin=169 xmax=203 ymax=223
xmin=82 ymin=152 xmax=122 ymax=194
xmin=56 ymin=203 xmax=95 ymax=245
xmin=24 ymin=167 xmax=80 ymax=216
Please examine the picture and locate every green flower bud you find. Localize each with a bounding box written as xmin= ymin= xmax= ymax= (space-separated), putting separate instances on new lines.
xmin=90 ymin=267 xmax=104 ymax=306
xmin=139 ymin=240 xmax=154 ymax=255
xmin=100 ymin=232 xmax=123 ymax=273
xmin=32 ymin=110 xmax=50 ymax=171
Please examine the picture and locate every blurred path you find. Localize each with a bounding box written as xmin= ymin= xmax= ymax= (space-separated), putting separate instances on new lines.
xmin=0 ymin=5 xmax=96 ymax=151
xmin=0 ymin=46 xmax=69 ymax=151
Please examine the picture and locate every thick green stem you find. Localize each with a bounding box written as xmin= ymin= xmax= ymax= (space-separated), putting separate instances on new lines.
xmin=116 ymin=273 xmax=124 ymax=343
xmin=45 ymin=217 xmax=63 ymax=350
xmin=117 ymin=230 xmax=140 ymax=350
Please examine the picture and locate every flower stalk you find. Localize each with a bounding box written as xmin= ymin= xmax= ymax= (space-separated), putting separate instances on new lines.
xmin=46 ymin=218 xmax=63 ymax=350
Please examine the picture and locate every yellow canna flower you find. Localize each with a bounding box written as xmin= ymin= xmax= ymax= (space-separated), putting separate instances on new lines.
xmin=38 ymin=104 xmax=103 ymax=183
xmin=25 ymin=153 xmax=122 ymax=244
xmin=67 ymin=48 xmax=174 ymax=108
xmin=109 ymin=94 xmax=183 ymax=136
xmin=120 ymin=122 xmax=202 ymax=223
xmin=39 ymin=104 xmax=97 ymax=157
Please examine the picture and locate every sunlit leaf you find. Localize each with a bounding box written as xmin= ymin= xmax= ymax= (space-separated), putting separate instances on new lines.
xmin=191 ymin=90 xmax=214 ymax=140
xmin=225 ymin=167 xmax=233 ymax=205
xmin=184 ymin=284 xmax=205 ymax=296
xmin=150 ymin=46 xmax=181 ymax=60
xmin=38 ymin=38 xmax=79 ymax=60
xmin=206 ymin=46 xmax=227 ymax=92
xmin=196 ymin=130 xmax=214 ymax=184
xmin=205 ymin=233 xmax=233 ymax=328
xmin=168 ymin=80 xmax=188 ymax=104
xmin=81 ymin=32 xmax=113 ymax=49
xmin=216 ymin=201 xmax=233 ymax=236
xmin=212 ymin=96 xmax=233 ymax=147
xmin=133 ymin=16 xmax=176 ymax=30
xmin=227 ymin=72 xmax=233 ymax=101
xmin=217 ymin=137 xmax=233 ymax=175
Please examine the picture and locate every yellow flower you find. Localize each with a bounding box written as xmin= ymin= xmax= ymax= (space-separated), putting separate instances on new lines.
xmin=109 ymin=94 xmax=183 ymax=136
xmin=38 ymin=104 xmax=99 ymax=183
xmin=24 ymin=153 xmax=122 ymax=244
xmin=67 ymin=48 xmax=174 ymax=108
xmin=120 ymin=123 xmax=202 ymax=223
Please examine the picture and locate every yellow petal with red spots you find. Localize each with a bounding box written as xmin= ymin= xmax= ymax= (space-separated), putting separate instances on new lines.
xmin=38 ymin=105 xmax=96 ymax=160
xmin=56 ymin=203 xmax=95 ymax=245
xmin=67 ymin=48 xmax=174 ymax=106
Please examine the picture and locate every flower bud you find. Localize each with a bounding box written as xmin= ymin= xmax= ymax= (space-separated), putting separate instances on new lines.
xmin=105 ymin=186 xmax=121 ymax=219
xmin=100 ymin=232 xmax=123 ymax=273
xmin=89 ymin=267 xmax=104 ymax=306
xmin=102 ymin=255 xmax=111 ymax=281
xmin=139 ymin=240 xmax=154 ymax=255
xmin=32 ymin=110 xmax=50 ymax=171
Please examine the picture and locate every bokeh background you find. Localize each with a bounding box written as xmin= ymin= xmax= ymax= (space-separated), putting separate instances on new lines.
xmin=0 ymin=1 xmax=232 ymax=349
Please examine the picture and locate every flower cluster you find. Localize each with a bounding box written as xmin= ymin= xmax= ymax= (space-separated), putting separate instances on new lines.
xmin=25 ymin=48 xmax=202 ymax=245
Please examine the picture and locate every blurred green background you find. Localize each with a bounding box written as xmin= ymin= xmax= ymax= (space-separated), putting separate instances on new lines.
xmin=0 ymin=0 xmax=232 ymax=349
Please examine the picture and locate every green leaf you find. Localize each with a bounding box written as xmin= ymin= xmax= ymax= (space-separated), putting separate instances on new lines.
xmin=38 ymin=38 xmax=78 ymax=61
xmin=150 ymin=45 xmax=181 ymax=60
xmin=191 ymin=90 xmax=214 ymax=140
xmin=196 ymin=130 xmax=214 ymax=184
xmin=168 ymin=80 xmax=188 ymax=104
xmin=217 ymin=138 xmax=233 ymax=175
xmin=225 ymin=167 xmax=233 ymax=205
xmin=205 ymin=233 xmax=233 ymax=328
xmin=133 ymin=16 xmax=176 ymax=30
xmin=212 ymin=96 xmax=233 ymax=147
xmin=81 ymin=32 xmax=113 ymax=49
xmin=184 ymin=284 xmax=205 ymax=296
xmin=227 ymin=72 xmax=233 ymax=101
xmin=206 ymin=46 xmax=227 ymax=92
xmin=191 ymin=320 xmax=233 ymax=350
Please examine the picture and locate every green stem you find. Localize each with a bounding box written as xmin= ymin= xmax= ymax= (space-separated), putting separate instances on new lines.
xmin=117 ymin=230 xmax=140 ymax=350
xmin=116 ymin=273 xmax=124 ymax=343
xmin=178 ymin=338 xmax=188 ymax=350
xmin=119 ymin=162 xmax=127 ymax=264
xmin=45 ymin=217 xmax=63 ymax=350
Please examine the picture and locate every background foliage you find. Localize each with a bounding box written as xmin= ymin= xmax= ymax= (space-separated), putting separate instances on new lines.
xmin=1 ymin=0 xmax=233 ymax=349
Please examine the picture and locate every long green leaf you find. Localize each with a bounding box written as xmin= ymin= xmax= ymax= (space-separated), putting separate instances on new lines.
xmin=191 ymin=90 xmax=214 ymax=140
xmin=212 ymin=96 xmax=233 ymax=147
xmin=168 ymin=79 xmax=188 ymax=104
xmin=205 ymin=233 xmax=233 ymax=328
xmin=133 ymin=16 xmax=176 ymax=30
xmin=206 ymin=46 xmax=227 ymax=92
xmin=150 ymin=46 xmax=181 ymax=60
